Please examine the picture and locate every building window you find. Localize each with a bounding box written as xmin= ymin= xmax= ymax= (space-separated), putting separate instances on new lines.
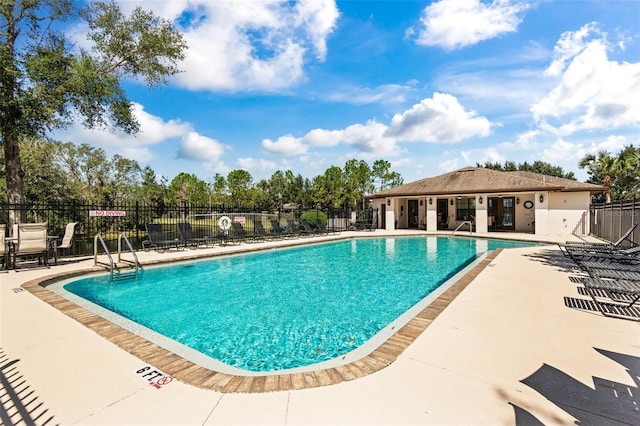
xmin=456 ymin=197 xmax=476 ymax=221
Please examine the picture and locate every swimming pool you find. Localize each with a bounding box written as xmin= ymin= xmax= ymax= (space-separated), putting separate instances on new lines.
xmin=56 ymin=236 xmax=533 ymax=374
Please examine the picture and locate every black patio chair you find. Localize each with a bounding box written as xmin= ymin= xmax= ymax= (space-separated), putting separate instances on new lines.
xmin=299 ymin=219 xmax=320 ymax=236
xmin=559 ymin=223 xmax=638 ymax=257
xmin=316 ymin=219 xmax=339 ymax=234
xmin=286 ymin=219 xmax=305 ymax=237
xmin=177 ymin=222 xmax=218 ymax=249
xmin=252 ymin=221 xmax=271 ymax=241
xmin=231 ymin=221 xmax=255 ymax=243
xmin=580 ymin=277 xmax=640 ymax=320
xmin=270 ymin=220 xmax=295 ymax=239
xmin=143 ymin=223 xmax=183 ymax=252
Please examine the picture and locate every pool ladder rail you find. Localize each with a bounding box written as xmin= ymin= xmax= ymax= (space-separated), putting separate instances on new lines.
xmin=94 ymin=233 xmax=142 ymax=281
xmin=450 ymin=220 xmax=474 ymax=236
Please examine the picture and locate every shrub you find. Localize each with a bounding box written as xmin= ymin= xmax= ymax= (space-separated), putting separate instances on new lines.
xmin=300 ymin=210 xmax=327 ymax=226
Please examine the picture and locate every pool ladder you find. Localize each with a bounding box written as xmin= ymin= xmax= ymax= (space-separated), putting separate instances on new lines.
xmin=450 ymin=220 xmax=474 ymax=236
xmin=94 ymin=233 xmax=141 ymax=281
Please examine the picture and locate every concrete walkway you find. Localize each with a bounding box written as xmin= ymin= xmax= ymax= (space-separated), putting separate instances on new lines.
xmin=1 ymin=231 xmax=638 ymax=425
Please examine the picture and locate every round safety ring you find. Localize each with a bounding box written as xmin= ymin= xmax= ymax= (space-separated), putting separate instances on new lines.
xmin=218 ymin=215 xmax=232 ymax=231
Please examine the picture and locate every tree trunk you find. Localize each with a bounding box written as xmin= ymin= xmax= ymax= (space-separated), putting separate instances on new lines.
xmin=3 ymin=130 xmax=27 ymax=228
xmin=1 ymin=0 xmax=26 ymax=228
xmin=604 ymin=174 xmax=612 ymax=204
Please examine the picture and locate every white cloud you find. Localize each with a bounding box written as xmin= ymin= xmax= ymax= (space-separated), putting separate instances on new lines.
xmin=532 ymin=24 xmax=640 ymax=134
xmin=262 ymin=134 xmax=309 ymax=155
xmin=412 ymin=0 xmax=528 ymax=50
xmin=262 ymin=120 xmax=396 ymax=156
xmin=322 ymin=83 xmax=415 ymax=105
xmin=237 ymin=157 xmax=278 ymax=174
xmin=53 ymin=103 xmax=191 ymax=163
xmin=385 ymin=93 xmax=492 ymax=142
xmin=585 ymin=135 xmax=629 ymax=155
xmin=544 ymin=23 xmax=599 ymax=77
xmin=177 ymin=131 xmax=226 ymax=163
xmin=437 ymin=158 xmax=461 ymax=173
xmin=139 ymin=0 xmax=340 ymax=92
xmin=541 ymin=138 xmax=585 ymax=165
xmin=263 ymin=94 xmax=491 ymax=158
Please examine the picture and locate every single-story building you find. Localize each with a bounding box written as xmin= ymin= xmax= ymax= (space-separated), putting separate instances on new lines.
xmin=367 ymin=167 xmax=606 ymax=236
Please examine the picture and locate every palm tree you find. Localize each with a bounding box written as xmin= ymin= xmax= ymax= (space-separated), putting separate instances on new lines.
xmin=579 ymin=151 xmax=621 ymax=203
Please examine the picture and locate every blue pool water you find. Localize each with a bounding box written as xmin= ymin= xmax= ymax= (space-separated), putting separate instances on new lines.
xmin=63 ymin=236 xmax=533 ymax=372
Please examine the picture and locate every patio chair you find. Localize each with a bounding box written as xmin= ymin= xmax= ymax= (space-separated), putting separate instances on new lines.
xmin=286 ymin=219 xmax=303 ymax=236
xmin=231 ymin=221 xmax=255 ymax=243
xmin=582 ymin=264 xmax=640 ymax=282
xmin=579 ymin=260 xmax=640 ymax=273
xmin=580 ymin=277 xmax=640 ymax=320
xmin=0 ymin=224 xmax=7 ymax=270
xmin=298 ymin=219 xmax=318 ymax=236
xmin=270 ymin=220 xmax=296 ymax=239
xmin=316 ymin=219 xmax=339 ymax=234
xmin=143 ymin=223 xmax=183 ymax=252
xmin=351 ymin=222 xmax=374 ymax=231
xmin=12 ymin=222 xmax=49 ymax=268
xmin=559 ymin=223 xmax=639 ymax=257
xmin=252 ymin=221 xmax=271 ymax=241
xmin=50 ymin=222 xmax=77 ymax=265
xmin=566 ymin=244 xmax=640 ymax=264
xmin=177 ymin=222 xmax=217 ymax=249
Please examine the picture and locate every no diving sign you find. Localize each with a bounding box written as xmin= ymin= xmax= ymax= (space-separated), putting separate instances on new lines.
xmin=136 ymin=366 xmax=174 ymax=389
xmin=89 ymin=210 xmax=126 ymax=217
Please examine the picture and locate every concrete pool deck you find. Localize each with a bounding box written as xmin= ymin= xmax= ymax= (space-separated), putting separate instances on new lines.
xmin=1 ymin=230 xmax=638 ymax=425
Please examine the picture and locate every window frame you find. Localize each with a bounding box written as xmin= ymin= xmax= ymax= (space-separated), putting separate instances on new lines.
xmin=456 ymin=197 xmax=476 ymax=221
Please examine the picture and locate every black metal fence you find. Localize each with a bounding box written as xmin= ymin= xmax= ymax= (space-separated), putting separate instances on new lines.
xmin=1 ymin=202 xmax=377 ymax=257
xmin=589 ymin=198 xmax=640 ymax=247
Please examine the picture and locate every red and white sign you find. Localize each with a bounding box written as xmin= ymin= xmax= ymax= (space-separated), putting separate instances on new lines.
xmin=234 ymin=216 xmax=246 ymax=223
xmin=89 ymin=210 xmax=126 ymax=217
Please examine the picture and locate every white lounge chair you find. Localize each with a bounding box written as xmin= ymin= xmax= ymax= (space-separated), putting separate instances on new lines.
xmin=12 ymin=222 xmax=49 ymax=269
xmin=51 ymin=222 xmax=78 ymax=264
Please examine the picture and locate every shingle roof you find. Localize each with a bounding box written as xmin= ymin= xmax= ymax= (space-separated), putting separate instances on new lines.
xmin=368 ymin=167 xmax=605 ymax=198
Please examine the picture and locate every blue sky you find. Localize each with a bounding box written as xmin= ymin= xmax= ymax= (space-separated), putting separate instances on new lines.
xmin=57 ymin=0 xmax=640 ymax=185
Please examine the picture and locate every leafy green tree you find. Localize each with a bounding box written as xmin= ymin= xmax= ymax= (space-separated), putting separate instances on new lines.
xmin=344 ymin=159 xmax=373 ymax=209
xmin=267 ymin=170 xmax=287 ymax=209
xmin=167 ymin=173 xmax=209 ymax=205
xmin=612 ymin=145 xmax=640 ymax=200
xmin=299 ymin=177 xmax=314 ymax=210
xmin=227 ymin=169 xmax=254 ymax=207
xmin=20 ymin=139 xmax=67 ymax=204
xmin=372 ymin=159 xmax=404 ymax=191
xmin=57 ymin=142 xmax=112 ymax=203
xmin=211 ymin=173 xmax=228 ymax=205
xmin=1 ymin=0 xmax=186 ymax=224
xmin=579 ymin=146 xmax=640 ymax=202
xmin=313 ymin=166 xmax=347 ymax=209
xmin=478 ymin=161 xmax=575 ymax=179
xmin=253 ymin=179 xmax=274 ymax=211
xmin=137 ymin=166 xmax=167 ymax=205
xmin=109 ymin=155 xmax=143 ymax=203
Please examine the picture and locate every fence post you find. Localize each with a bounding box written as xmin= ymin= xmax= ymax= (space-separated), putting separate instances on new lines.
xmin=135 ymin=201 xmax=140 ymax=243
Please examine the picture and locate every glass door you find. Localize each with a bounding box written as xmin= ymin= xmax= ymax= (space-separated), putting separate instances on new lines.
xmin=408 ymin=200 xmax=419 ymax=228
xmin=488 ymin=197 xmax=515 ymax=231
xmin=437 ymin=199 xmax=449 ymax=229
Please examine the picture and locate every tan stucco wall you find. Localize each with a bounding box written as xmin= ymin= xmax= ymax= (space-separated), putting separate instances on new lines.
xmin=547 ymin=191 xmax=591 ymax=235
xmin=515 ymin=195 xmax=536 ymax=233
xmin=372 ymin=191 xmax=593 ymax=236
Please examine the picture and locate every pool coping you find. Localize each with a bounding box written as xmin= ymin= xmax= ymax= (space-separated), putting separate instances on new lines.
xmin=21 ymin=245 xmax=502 ymax=394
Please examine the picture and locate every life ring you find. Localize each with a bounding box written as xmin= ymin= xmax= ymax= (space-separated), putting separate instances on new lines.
xmin=218 ymin=216 xmax=232 ymax=231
